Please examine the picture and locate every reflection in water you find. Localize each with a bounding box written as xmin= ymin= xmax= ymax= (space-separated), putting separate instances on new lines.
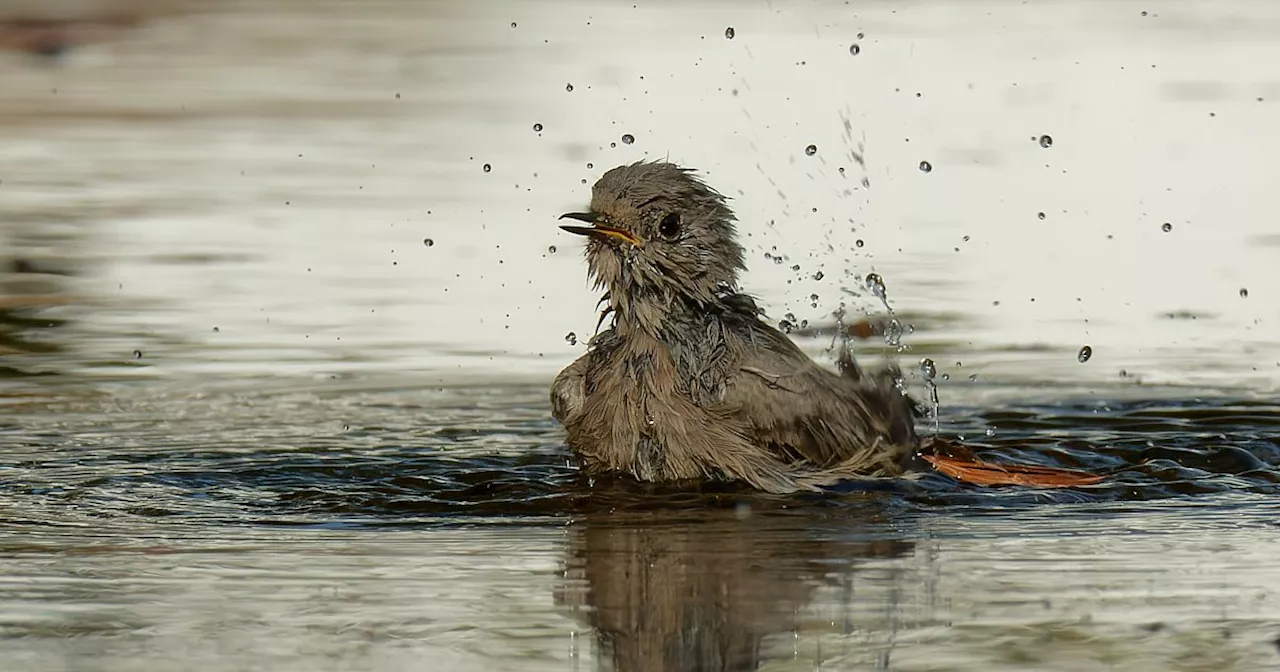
xmin=556 ymin=508 xmax=915 ymax=671
xmin=0 ymin=228 xmax=77 ymax=378
xmin=1 ymin=385 xmax=1279 ymax=669
xmin=0 ymin=13 xmax=145 ymax=59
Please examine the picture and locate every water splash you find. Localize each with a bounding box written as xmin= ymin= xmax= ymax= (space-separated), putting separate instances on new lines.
xmin=864 ymin=273 xmax=906 ymax=351
xmin=919 ymin=357 xmax=940 ymax=434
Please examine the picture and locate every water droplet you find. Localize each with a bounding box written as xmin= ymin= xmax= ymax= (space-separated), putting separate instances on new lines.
xmin=985 ymin=427 xmax=996 ymax=437
xmin=483 ymin=163 xmax=492 ymax=173
xmin=941 ymin=373 xmax=950 ymax=381
xmin=565 ymin=83 xmax=574 ymax=92
xmin=849 ymin=43 xmax=861 ymax=56
xmin=533 ymin=123 xmax=543 ymax=132
xmin=1161 ymin=222 xmax=1172 ymax=233
xmin=547 ymin=245 xmax=557 ymax=254
xmin=1039 ymin=134 xmax=1053 ymax=148
xmin=724 ymin=26 xmax=735 ymax=39
xmin=212 ymin=326 xmax=220 ymax=333
xmin=778 ymin=320 xmax=794 ymax=333
xmin=423 ymin=238 xmax=434 ymax=247
xmin=1077 ymin=345 xmax=1093 ymax=363
xmin=511 ymin=21 xmax=517 ymax=28
xmin=621 ymin=134 xmax=635 ymax=145
xmin=1240 ymin=288 xmax=1249 ymax=298
xmin=865 ymin=273 xmax=886 ymax=301
xmin=918 ymin=160 xmax=932 ymax=173
xmin=919 ymin=358 xmax=937 ymax=381
xmin=812 ymin=271 xmax=824 ymax=281
xmin=565 ymin=332 xmax=578 ymax=345
xmin=968 ymin=373 xmax=979 ymax=381
xmin=586 ymin=162 xmax=593 ymax=169
xmin=805 ymin=144 xmax=818 ymax=156
xmin=1037 ymin=212 xmax=1046 ymax=220
xmin=132 ymin=350 xmax=142 ymax=360
xmin=855 ymin=239 xmax=865 ymax=248
xmin=809 ymin=293 xmax=820 ymax=303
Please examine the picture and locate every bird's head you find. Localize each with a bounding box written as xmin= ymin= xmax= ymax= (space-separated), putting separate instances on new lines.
xmin=559 ymin=161 xmax=745 ymax=310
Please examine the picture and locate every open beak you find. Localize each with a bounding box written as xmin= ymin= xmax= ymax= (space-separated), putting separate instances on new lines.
xmin=558 ymin=212 xmax=642 ymax=247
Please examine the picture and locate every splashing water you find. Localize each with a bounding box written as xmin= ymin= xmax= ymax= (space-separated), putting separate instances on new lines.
xmin=864 ymin=273 xmax=906 ymax=351
xmin=865 ymin=273 xmax=886 ymax=303
xmin=919 ymin=357 xmax=940 ymax=434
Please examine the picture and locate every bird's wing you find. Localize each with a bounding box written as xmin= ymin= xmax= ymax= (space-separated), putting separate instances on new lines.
xmin=715 ymin=321 xmax=918 ymax=474
xmin=551 ymin=353 xmax=590 ymax=426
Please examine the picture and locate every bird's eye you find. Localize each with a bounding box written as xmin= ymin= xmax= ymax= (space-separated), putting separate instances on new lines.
xmin=658 ymin=212 xmax=681 ymax=238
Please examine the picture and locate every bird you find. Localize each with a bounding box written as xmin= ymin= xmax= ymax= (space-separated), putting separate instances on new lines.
xmin=549 ymin=161 xmax=922 ymax=494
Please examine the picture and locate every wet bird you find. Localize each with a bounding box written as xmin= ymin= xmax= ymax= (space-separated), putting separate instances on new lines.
xmin=551 ymin=161 xmax=921 ymax=494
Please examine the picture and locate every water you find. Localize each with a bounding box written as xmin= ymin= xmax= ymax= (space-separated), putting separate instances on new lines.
xmin=2 ymin=0 xmax=1280 ymax=670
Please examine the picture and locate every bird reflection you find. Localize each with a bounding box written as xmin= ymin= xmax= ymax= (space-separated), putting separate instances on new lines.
xmin=554 ymin=503 xmax=915 ymax=672
xmin=0 ymin=255 xmax=75 ymax=377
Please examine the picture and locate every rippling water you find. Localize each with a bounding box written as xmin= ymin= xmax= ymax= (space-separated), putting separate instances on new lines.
xmin=2 ymin=0 xmax=1279 ymax=670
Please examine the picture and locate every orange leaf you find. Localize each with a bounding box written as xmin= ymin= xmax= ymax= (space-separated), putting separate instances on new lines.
xmin=922 ymin=454 xmax=1104 ymax=488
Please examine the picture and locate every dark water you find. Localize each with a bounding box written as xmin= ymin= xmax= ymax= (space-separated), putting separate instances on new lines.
xmin=3 ymin=381 xmax=1280 ymax=670
xmin=6 ymin=382 xmax=1280 ymax=526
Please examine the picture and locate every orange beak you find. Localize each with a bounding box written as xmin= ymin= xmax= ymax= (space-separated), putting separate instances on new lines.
xmin=559 ymin=212 xmax=642 ymax=247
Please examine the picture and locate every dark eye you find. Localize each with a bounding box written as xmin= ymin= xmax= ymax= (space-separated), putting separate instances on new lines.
xmin=658 ymin=212 xmax=681 ymax=238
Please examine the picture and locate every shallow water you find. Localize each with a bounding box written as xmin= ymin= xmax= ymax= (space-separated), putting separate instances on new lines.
xmin=2 ymin=0 xmax=1279 ymax=670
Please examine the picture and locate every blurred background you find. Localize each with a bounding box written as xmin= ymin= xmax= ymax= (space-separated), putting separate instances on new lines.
xmin=3 ymin=0 xmax=1276 ymax=393
xmin=3 ymin=2 xmax=1280 ymax=671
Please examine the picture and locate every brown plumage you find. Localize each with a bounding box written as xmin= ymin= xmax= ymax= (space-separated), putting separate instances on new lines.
xmin=550 ymin=161 xmax=920 ymax=494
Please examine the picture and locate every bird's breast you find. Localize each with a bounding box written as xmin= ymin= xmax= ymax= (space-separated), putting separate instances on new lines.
xmin=573 ymin=335 xmax=713 ymax=482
